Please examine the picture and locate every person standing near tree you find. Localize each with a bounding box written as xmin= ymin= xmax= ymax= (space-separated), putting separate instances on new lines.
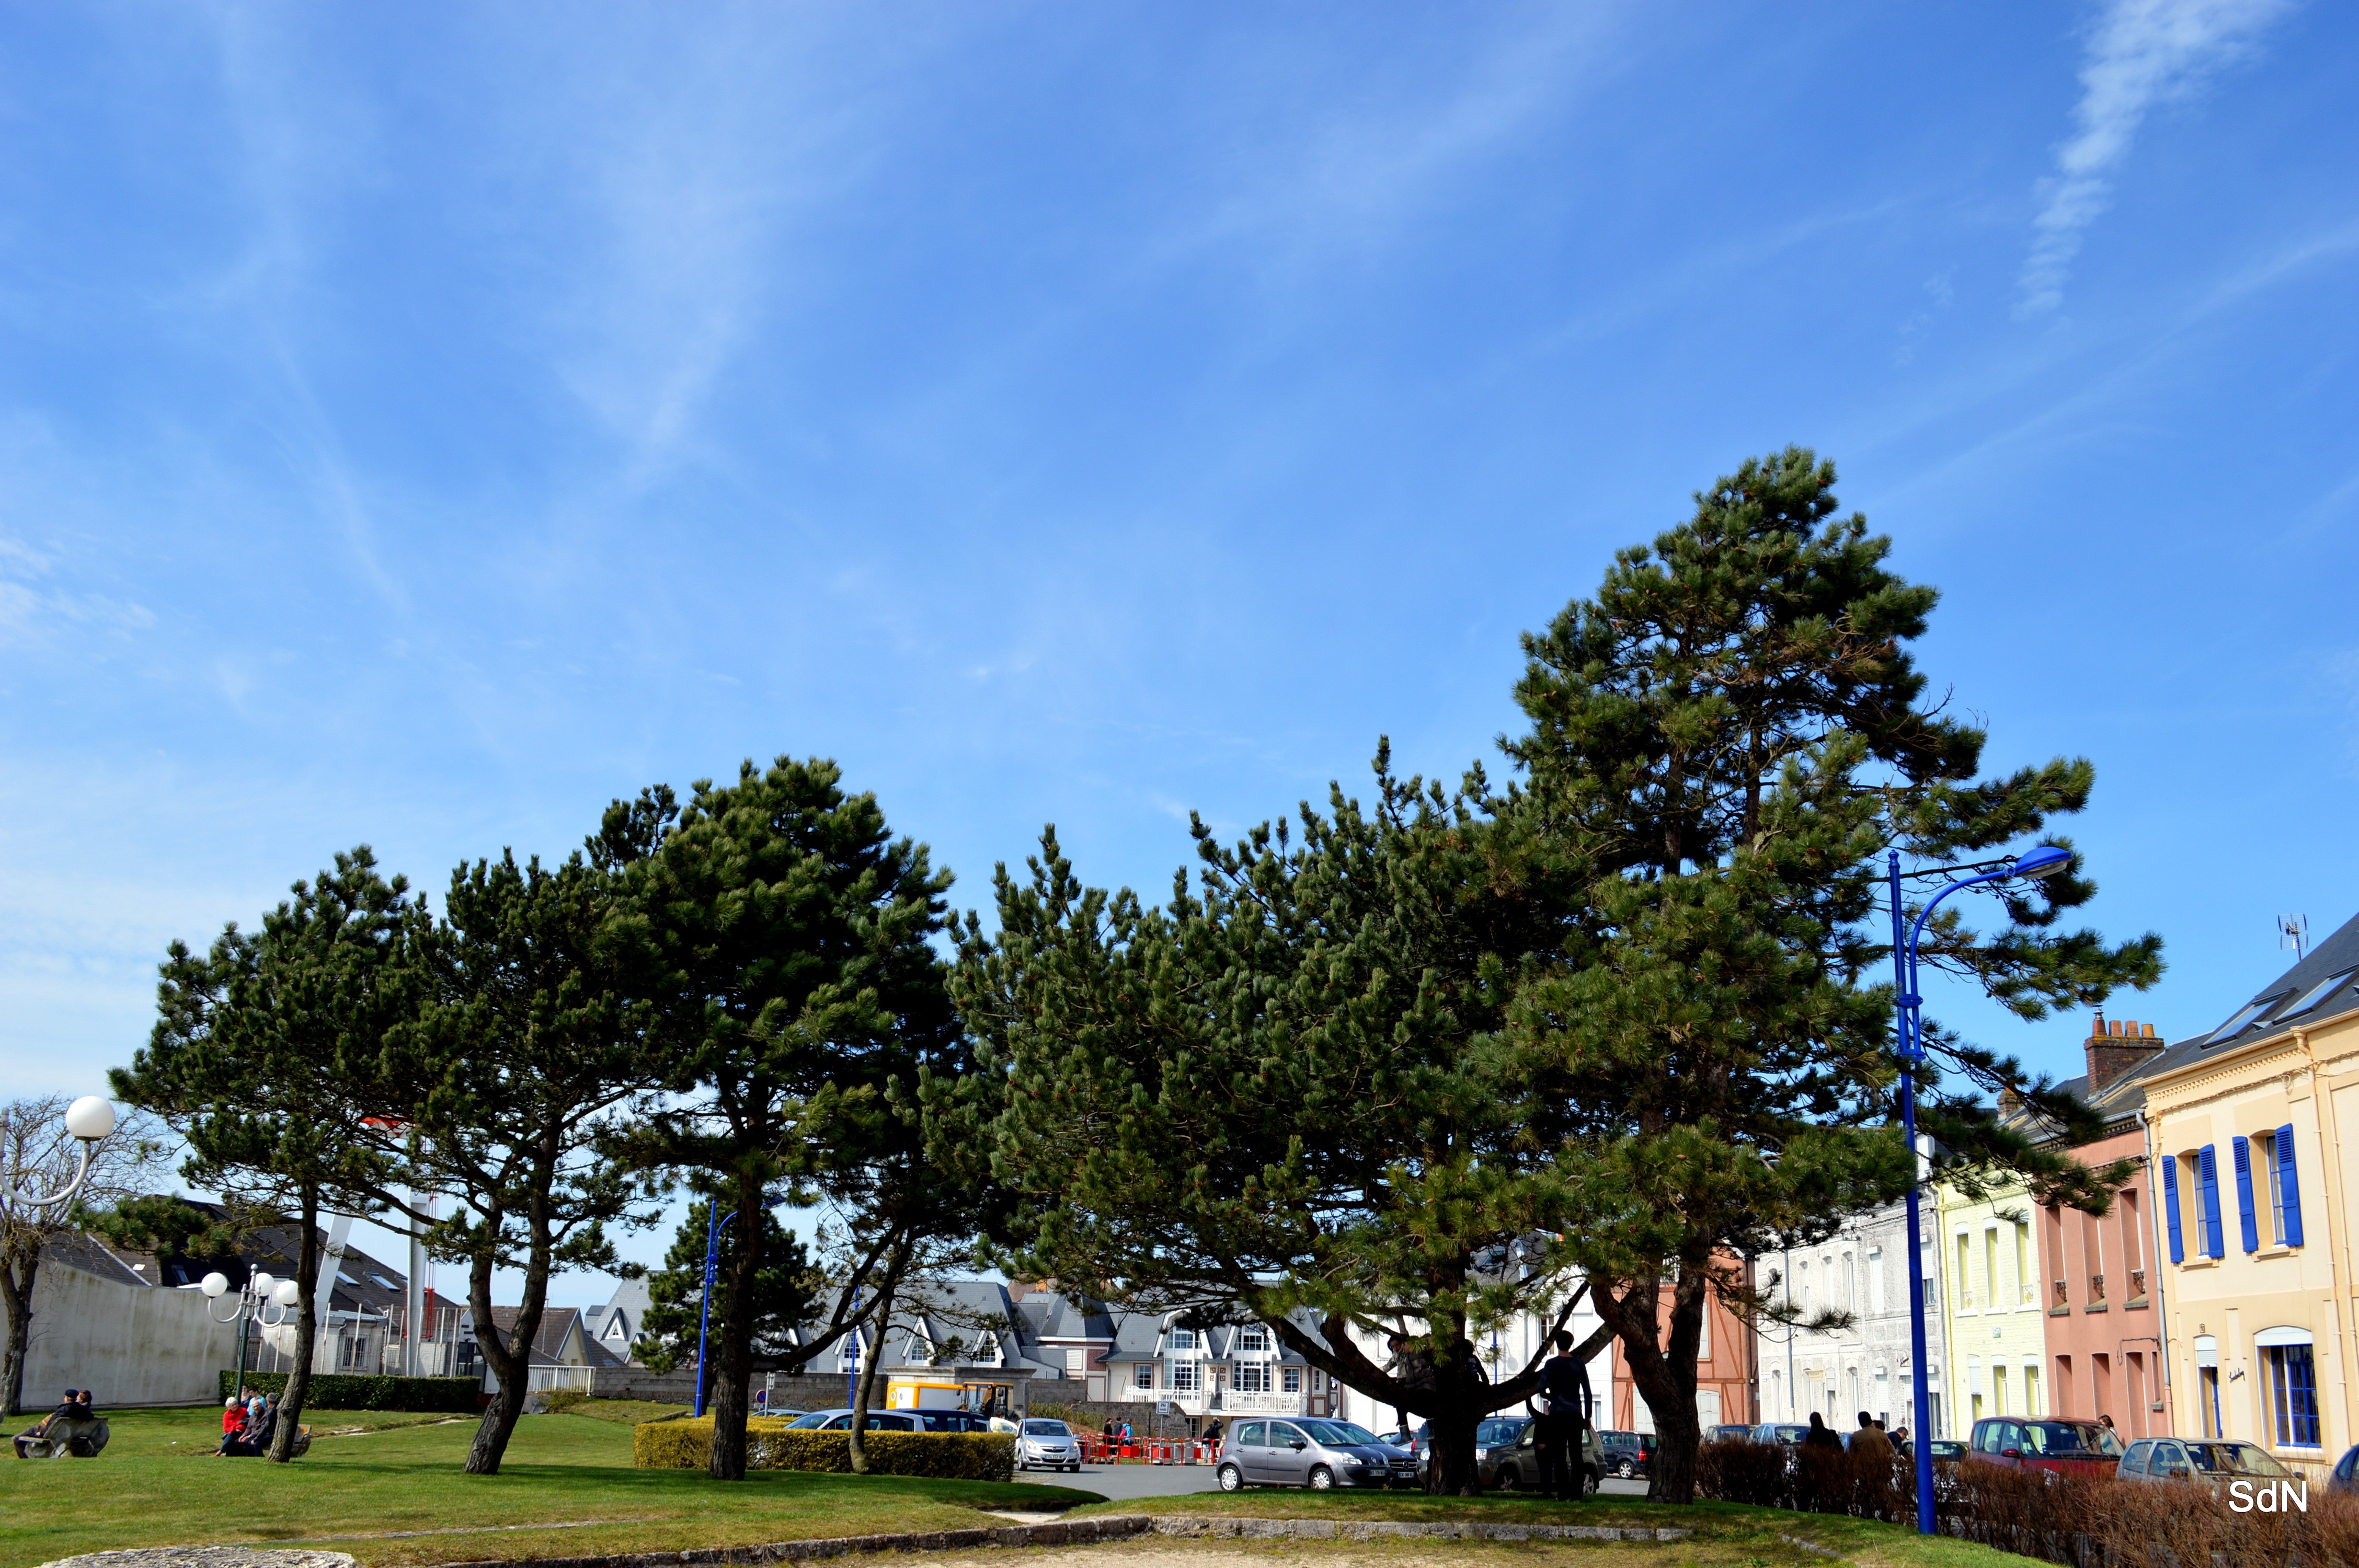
xmin=1538 ymin=1331 xmax=1592 ymax=1498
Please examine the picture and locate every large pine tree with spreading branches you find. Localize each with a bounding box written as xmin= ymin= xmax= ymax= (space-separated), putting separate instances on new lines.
xmin=1500 ymin=446 xmax=2162 ymax=1501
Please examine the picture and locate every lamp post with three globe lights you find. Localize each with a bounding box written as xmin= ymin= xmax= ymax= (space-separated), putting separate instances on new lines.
xmin=201 ymin=1266 xmax=302 ymax=1412
xmin=1888 ymin=844 xmax=2074 ymax=1535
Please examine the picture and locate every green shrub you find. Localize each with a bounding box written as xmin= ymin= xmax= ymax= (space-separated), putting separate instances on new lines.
xmin=220 ymin=1369 xmax=481 ymax=1413
xmin=634 ymin=1416 xmax=1013 ymax=1480
xmin=540 ymin=1387 xmax=592 ymax=1414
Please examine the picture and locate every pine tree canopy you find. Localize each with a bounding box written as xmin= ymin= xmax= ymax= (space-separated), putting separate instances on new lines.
xmin=952 ymin=448 xmax=2162 ymax=1501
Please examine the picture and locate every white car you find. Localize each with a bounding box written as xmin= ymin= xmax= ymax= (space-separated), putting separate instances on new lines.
xmin=1017 ymin=1417 xmax=1082 ymax=1471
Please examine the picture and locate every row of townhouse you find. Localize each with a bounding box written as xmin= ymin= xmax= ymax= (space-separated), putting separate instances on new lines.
xmin=662 ymin=1260 xmax=1753 ymax=1439
xmin=1835 ymin=908 xmax=2359 ymax=1476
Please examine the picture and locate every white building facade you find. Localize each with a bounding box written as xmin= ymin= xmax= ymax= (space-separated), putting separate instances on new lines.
xmin=1755 ymin=1194 xmax=1951 ymax=1437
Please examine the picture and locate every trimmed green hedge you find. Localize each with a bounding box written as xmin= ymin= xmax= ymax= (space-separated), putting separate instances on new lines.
xmin=221 ymin=1369 xmax=482 ymax=1412
xmin=634 ymin=1416 xmax=1014 ymax=1481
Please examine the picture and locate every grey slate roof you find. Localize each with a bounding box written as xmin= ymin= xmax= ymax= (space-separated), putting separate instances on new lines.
xmin=2137 ymin=907 xmax=2359 ymax=1080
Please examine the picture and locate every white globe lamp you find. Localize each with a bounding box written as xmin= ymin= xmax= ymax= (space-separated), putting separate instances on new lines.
xmin=201 ymin=1272 xmax=230 ymax=1299
xmin=64 ymin=1097 xmax=116 ymax=1142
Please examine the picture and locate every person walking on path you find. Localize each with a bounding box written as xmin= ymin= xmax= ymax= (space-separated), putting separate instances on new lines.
xmin=1851 ymin=1412 xmax=1892 ymax=1462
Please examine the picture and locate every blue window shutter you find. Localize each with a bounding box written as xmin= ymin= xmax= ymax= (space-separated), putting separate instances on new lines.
xmin=2162 ymin=1156 xmax=2185 ymax=1264
xmin=2232 ymin=1137 xmax=2260 ymax=1254
xmin=2198 ymin=1146 xmax=2225 ymax=1258
xmin=2277 ymin=1124 xmax=2304 ymax=1248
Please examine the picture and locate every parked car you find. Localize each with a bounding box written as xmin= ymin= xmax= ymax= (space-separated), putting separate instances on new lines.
xmin=1216 ymin=1417 xmax=1418 ymax=1491
xmin=1475 ymin=1415 xmax=1605 ymax=1493
xmin=1749 ymin=1423 xmax=1809 ymax=1448
xmin=1924 ymin=1438 xmax=1967 ymax=1462
xmin=1015 ymin=1418 xmax=1082 ymax=1471
xmin=2332 ymin=1444 xmax=2359 ymax=1496
xmin=1966 ymin=1418 xmax=2124 ymax=1478
xmin=784 ymin=1408 xmax=921 ymax=1432
xmin=2118 ymin=1438 xmax=2296 ymax=1495
xmin=1599 ymin=1429 xmax=1653 ymax=1479
xmin=1706 ymin=1424 xmax=1757 ymax=1445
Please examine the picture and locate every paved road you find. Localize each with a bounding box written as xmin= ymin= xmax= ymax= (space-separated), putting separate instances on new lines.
xmin=1014 ymin=1465 xmax=1653 ymax=1503
xmin=1015 ymin=1462 xmax=1223 ymax=1500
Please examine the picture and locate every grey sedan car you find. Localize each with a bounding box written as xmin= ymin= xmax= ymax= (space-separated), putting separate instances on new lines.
xmin=1477 ymin=1415 xmax=1605 ymax=1493
xmin=1217 ymin=1417 xmax=1418 ymax=1490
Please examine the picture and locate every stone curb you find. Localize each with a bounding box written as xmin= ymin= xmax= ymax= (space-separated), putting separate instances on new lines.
xmin=1147 ymin=1515 xmax=1691 ymax=1544
xmin=417 ymin=1509 xmax=1698 ymax=1567
xmin=437 ymin=1514 xmax=1156 ymax=1568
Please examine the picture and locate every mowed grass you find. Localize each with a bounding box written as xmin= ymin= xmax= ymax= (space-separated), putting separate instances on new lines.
xmin=1078 ymin=1489 xmax=2032 ymax=1568
xmin=1 ymin=1405 xmax=1097 ymax=1568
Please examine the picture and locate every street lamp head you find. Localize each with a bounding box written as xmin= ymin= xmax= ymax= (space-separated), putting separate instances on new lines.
xmin=200 ymin=1272 xmax=230 ymax=1299
xmin=64 ymin=1097 xmax=116 ymax=1142
xmin=2008 ymin=847 xmax=2072 ymax=882
xmin=250 ymin=1271 xmax=276 ymax=1297
xmin=274 ymin=1279 xmax=301 ymax=1308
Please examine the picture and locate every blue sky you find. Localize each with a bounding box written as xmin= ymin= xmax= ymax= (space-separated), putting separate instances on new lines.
xmin=3 ymin=1 xmax=2353 ymax=1301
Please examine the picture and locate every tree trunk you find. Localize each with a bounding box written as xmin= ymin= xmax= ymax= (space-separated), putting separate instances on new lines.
xmin=465 ymin=1165 xmax=562 ymax=1476
xmin=463 ymin=1245 xmax=527 ymax=1474
xmin=1595 ymin=1268 xmax=1711 ymax=1504
xmin=708 ymin=1170 xmax=764 ymax=1481
xmin=1 ymin=1247 xmax=36 ymax=1417
xmin=267 ymin=1188 xmax=323 ymax=1462
xmin=846 ymin=1235 xmax=910 ymax=1476
xmin=1423 ymin=1335 xmax=1490 ymax=1496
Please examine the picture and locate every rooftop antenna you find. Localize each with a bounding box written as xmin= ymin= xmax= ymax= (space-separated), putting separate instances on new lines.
xmin=2278 ymin=914 xmax=2309 ymax=962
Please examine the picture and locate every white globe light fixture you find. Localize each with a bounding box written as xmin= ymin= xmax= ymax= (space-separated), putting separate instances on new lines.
xmin=274 ymin=1279 xmax=302 ymax=1308
xmin=64 ymin=1096 xmax=117 ymax=1142
xmin=201 ymin=1272 xmax=231 ymax=1300
xmin=5 ymin=1096 xmax=121 ymax=1216
xmin=250 ymin=1271 xmax=276 ymax=1297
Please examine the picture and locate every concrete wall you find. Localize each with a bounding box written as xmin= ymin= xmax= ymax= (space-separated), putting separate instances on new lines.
xmin=14 ymin=1263 xmax=239 ymax=1409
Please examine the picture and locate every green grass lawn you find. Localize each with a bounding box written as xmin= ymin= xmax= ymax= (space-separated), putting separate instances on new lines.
xmin=1075 ymin=1488 xmax=2033 ymax=1568
xmin=1 ymin=1405 xmax=1098 ymax=1568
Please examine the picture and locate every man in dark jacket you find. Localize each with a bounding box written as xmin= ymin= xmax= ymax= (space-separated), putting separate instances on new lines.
xmin=1536 ymin=1333 xmax=1593 ymax=1499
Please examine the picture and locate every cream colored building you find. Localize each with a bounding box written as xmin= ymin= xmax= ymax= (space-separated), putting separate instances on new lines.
xmin=2137 ymin=912 xmax=2359 ymax=1479
xmin=1937 ymin=1168 xmax=2053 ymax=1428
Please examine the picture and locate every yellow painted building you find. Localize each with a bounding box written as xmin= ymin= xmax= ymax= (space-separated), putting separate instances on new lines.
xmin=2138 ymin=913 xmax=2359 ymax=1479
xmin=1937 ymin=1167 xmax=2054 ymax=1428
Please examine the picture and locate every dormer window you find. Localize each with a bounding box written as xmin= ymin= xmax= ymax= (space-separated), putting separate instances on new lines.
xmin=1236 ymin=1327 xmax=1269 ymax=1353
xmin=1168 ymin=1327 xmax=1197 ymax=1352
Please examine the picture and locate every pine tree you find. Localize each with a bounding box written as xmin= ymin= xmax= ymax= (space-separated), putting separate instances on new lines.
xmin=379 ymin=843 xmax=669 ymax=1475
xmin=611 ymin=757 xmax=964 ymax=1481
xmin=1500 ymin=447 xmax=2163 ymax=1502
xmin=113 ymin=848 xmax=425 ymax=1462
xmin=948 ymin=758 xmax=1606 ymax=1494
xmin=635 ymin=1197 xmax=820 ymax=1385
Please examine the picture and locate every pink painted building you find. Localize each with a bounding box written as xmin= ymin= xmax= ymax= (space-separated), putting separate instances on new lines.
xmin=2034 ymin=1015 xmax=2171 ymax=1437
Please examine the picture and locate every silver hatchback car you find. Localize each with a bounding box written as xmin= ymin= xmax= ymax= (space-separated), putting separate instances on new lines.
xmin=1217 ymin=1417 xmax=1417 ymax=1490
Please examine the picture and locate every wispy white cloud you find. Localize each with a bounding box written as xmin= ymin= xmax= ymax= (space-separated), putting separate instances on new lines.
xmin=0 ymin=531 xmax=155 ymax=648
xmin=2020 ymin=0 xmax=2295 ymax=315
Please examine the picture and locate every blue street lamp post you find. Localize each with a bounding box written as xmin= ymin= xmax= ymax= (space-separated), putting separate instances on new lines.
xmin=1888 ymin=844 xmax=2070 ymax=1536
xmin=693 ymin=1205 xmax=741 ymax=1419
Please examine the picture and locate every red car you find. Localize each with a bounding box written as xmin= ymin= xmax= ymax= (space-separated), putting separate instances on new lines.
xmin=1965 ymin=1417 xmax=2125 ymax=1478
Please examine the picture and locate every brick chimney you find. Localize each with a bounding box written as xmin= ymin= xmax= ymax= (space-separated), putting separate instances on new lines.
xmin=2085 ymin=1011 xmax=2163 ymax=1091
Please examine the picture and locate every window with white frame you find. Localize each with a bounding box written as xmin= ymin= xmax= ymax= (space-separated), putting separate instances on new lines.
xmin=1868 ymin=1247 xmax=1886 ymax=1315
xmin=1282 ymin=1366 xmax=1301 ymax=1393
xmin=1133 ymin=1363 xmax=1153 ymax=1390
xmin=1234 ymin=1362 xmax=1269 ymax=1393
xmin=1237 ymin=1326 xmax=1269 ymax=1352
xmin=1169 ymin=1327 xmax=1197 ymax=1351
xmin=1170 ymin=1359 xmax=1200 ymax=1391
